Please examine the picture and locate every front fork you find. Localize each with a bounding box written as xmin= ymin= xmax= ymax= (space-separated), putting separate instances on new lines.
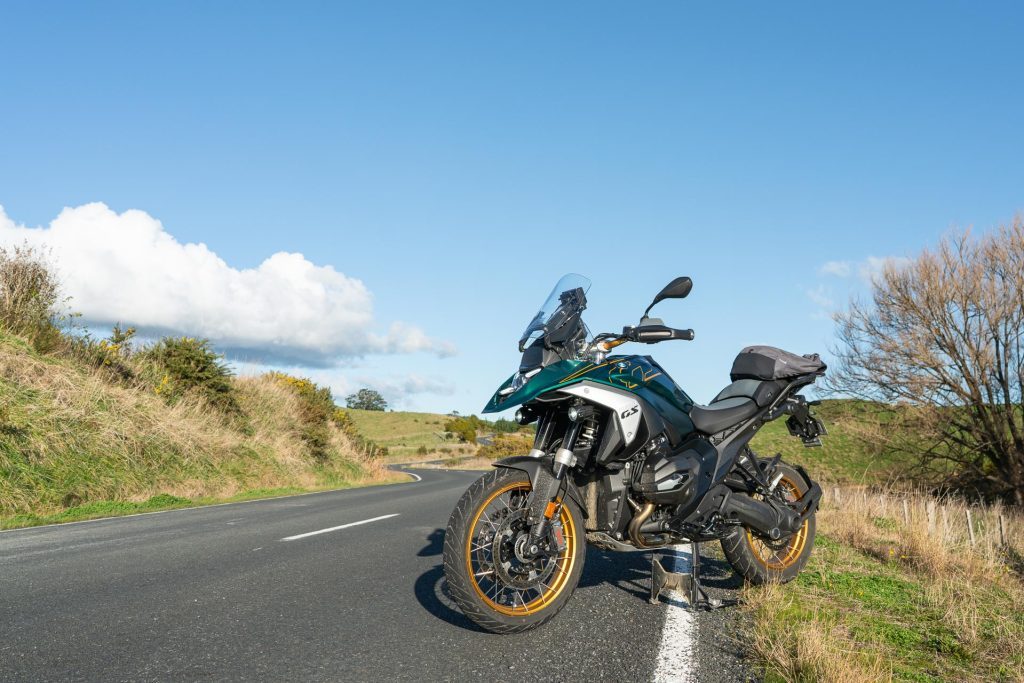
xmin=524 ymin=419 xmax=583 ymax=555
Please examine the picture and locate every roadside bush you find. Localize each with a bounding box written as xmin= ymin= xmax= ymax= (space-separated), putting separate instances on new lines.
xmin=479 ymin=433 xmax=534 ymax=459
xmin=0 ymin=244 xmax=65 ymax=352
xmin=445 ymin=416 xmax=481 ymax=443
xmin=142 ymin=337 xmax=239 ymax=414
xmin=488 ymin=418 xmax=523 ymax=434
xmin=69 ymin=323 xmax=138 ymax=382
xmin=268 ymin=373 xmax=339 ymax=461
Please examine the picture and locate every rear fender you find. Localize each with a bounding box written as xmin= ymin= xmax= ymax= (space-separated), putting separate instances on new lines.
xmin=492 ymin=455 xmax=588 ymax=517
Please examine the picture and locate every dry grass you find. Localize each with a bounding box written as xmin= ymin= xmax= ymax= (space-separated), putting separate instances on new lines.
xmin=744 ymin=487 xmax=1024 ymax=682
xmin=0 ymin=334 xmax=390 ymax=526
xmin=821 ymin=487 xmax=1023 ymax=582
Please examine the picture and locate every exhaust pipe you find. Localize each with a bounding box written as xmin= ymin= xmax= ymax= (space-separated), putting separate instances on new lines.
xmin=723 ymin=494 xmax=789 ymax=539
xmin=627 ymin=502 xmax=670 ymax=548
xmin=721 ymin=487 xmax=820 ymax=539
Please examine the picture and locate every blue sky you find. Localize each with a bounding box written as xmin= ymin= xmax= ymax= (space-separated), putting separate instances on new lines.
xmin=1 ymin=2 xmax=1022 ymax=414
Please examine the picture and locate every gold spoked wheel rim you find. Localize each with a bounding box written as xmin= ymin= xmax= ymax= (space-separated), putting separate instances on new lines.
xmin=464 ymin=481 xmax=577 ymax=616
xmin=746 ymin=476 xmax=809 ymax=570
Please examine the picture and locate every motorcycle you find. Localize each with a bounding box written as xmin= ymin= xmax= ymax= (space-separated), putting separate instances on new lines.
xmin=443 ymin=274 xmax=827 ymax=633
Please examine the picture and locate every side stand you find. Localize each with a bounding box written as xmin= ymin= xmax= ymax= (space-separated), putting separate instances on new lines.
xmin=649 ymin=541 xmax=738 ymax=610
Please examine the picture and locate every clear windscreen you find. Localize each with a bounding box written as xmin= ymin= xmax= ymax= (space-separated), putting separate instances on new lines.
xmin=518 ymin=273 xmax=591 ymax=348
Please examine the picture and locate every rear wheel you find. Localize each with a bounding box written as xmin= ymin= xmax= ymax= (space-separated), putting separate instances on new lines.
xmin=443 ymin=468 xmax=585 ymax=633
xmin=721 ymin=462 xmax=815 ymax=584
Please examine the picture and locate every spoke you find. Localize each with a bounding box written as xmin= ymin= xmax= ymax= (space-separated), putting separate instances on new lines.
xmin=480 ymin=511 xmax=497 ymax=531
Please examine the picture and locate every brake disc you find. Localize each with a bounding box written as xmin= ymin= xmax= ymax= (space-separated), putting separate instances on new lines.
xmin=490 ymin=508 xmax=557 ymax=590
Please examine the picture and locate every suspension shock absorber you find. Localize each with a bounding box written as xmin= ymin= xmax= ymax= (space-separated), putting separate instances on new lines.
xmin=524 ymin=406 xmax=591 ymax=554
xmin=528 ymin=420 xmax=582 ymax=550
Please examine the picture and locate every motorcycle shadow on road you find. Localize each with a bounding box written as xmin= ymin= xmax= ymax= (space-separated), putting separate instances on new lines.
xmin=413 ymin=528 xmax=669 ymax=631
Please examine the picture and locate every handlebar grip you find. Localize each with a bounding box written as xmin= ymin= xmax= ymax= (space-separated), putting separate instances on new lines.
xmin=632 ymin=326 xmax=695 ymax=343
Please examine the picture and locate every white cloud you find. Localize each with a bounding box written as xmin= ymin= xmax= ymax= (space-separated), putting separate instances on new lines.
xmin=817 ymin=255 xmax=911 ymax=284
xmin=858 ymin=255 xmax=911 ymax=284
xmin=350 ymin=374 xmax=456 ymax=405
xmin=805 ymin=285 xmax=835 ymax=309
xmin=818 ymin=260 xmax=852 ymax=277
xmin=0 ymin=202 xmax=455 ymax=365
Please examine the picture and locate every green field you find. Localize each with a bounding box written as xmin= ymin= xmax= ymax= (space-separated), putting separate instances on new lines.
xmin=343 ymin=409 xmax=468 ymax=458
xmin=347 ymin=399 xmax=905 ymax=484
xmin=750 ymin=399 xmax=907 ymax=485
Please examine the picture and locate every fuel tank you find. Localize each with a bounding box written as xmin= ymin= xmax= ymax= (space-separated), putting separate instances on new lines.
xmin=601 ymin=355 xmax=696 ymax=441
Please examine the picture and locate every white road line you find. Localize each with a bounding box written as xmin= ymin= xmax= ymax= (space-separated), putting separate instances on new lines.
xmin=653 ymin=545 xmax=697 ymax=683
xmin=280 ymin=513 xmax=400 ymax=541
xmin=404 ymin=471 xmax=423 ymax=482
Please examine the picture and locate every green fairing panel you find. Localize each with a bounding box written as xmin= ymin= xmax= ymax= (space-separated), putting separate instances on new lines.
xmin=483 ymin=355 xmax=696 ymax=439
xmin=483 ymin=359 xmax=588 ymax=413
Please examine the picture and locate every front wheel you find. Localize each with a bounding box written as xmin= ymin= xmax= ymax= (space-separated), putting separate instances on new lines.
xmin=721 ymin=462 xmax=816 ymax=585
xmin=443 ymin=468 xmax=586 ymax=633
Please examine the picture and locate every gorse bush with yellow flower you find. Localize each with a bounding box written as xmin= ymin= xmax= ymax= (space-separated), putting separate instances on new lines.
xmin=141 ymin=336 xmax=239 ymax=415
xmin=268 ymin=372 xmax=338 ymax=461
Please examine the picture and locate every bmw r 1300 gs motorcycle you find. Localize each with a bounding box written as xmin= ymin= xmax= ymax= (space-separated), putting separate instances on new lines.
xmin=443 ymin=274 xmax=827 ymax=633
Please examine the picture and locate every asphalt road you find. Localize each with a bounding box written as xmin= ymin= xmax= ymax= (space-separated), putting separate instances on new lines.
xmin=0 ymin=468 xmax=753 ymax=682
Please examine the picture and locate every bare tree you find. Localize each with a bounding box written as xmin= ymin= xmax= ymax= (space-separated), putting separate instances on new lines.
xmin=829 ymin=218 xmax=1024 ymax=504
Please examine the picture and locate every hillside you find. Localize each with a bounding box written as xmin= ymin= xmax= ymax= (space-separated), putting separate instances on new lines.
xmin=0 ymin=332 xmax=395 ymax=529
xmin=347 ymin=400 xmax=907 ymax=485
xmin=750 ymin=399 xmax=907 ymax=485
xmin=344 ymin=409 xmax=500 ymax=460
xmin=344 ymin=409 xmax=454 ymax=458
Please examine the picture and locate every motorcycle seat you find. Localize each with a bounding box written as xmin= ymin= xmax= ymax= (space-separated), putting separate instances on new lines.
xmin=689 ymin=397 xmax=759 ymax=434
xmin=689 ymin=378 xmax=784 ymax=434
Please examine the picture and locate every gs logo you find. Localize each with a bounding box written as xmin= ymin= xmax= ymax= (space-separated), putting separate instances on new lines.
xmin=620 ymin=405 xmax=639 ymax=419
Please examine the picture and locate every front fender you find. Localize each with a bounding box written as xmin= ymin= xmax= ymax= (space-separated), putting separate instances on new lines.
xmin=492 ymin=455 xmax=588 ymax=517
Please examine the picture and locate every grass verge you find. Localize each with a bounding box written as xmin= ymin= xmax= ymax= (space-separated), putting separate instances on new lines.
xmin=743 ymin=492 xmax=1024 ymax=682
xmin=1 ymin=473 xmax=410 ymax=530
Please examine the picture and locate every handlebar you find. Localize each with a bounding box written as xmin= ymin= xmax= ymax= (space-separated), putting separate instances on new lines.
xmin=587 ymin=326 xmax=695 ymax=358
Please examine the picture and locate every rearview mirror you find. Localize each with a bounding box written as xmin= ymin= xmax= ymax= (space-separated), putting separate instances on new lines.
xmin=643 ymin=276 xmax=692 ymax=318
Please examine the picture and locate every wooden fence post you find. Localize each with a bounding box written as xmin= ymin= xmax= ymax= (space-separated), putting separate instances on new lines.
xmin=902 ymin=499 xmax=910 ymax=525
xmin=966 ymin=509 xmax=976 ymax=546
xmin=833 ymin=487 xmax=841 ymax=505
xmin=926 ymin=501 xmax=936 ymax=535
xmin=999 ymin=514 xmax=1007 ymax=547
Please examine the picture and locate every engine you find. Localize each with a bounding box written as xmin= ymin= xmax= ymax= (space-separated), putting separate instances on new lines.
xmin=635 ymin=434 xmax=718 ymax=517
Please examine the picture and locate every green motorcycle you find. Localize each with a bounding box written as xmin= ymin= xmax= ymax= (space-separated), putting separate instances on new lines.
xmin=443 ymin=274 xmax=827 ymax=633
